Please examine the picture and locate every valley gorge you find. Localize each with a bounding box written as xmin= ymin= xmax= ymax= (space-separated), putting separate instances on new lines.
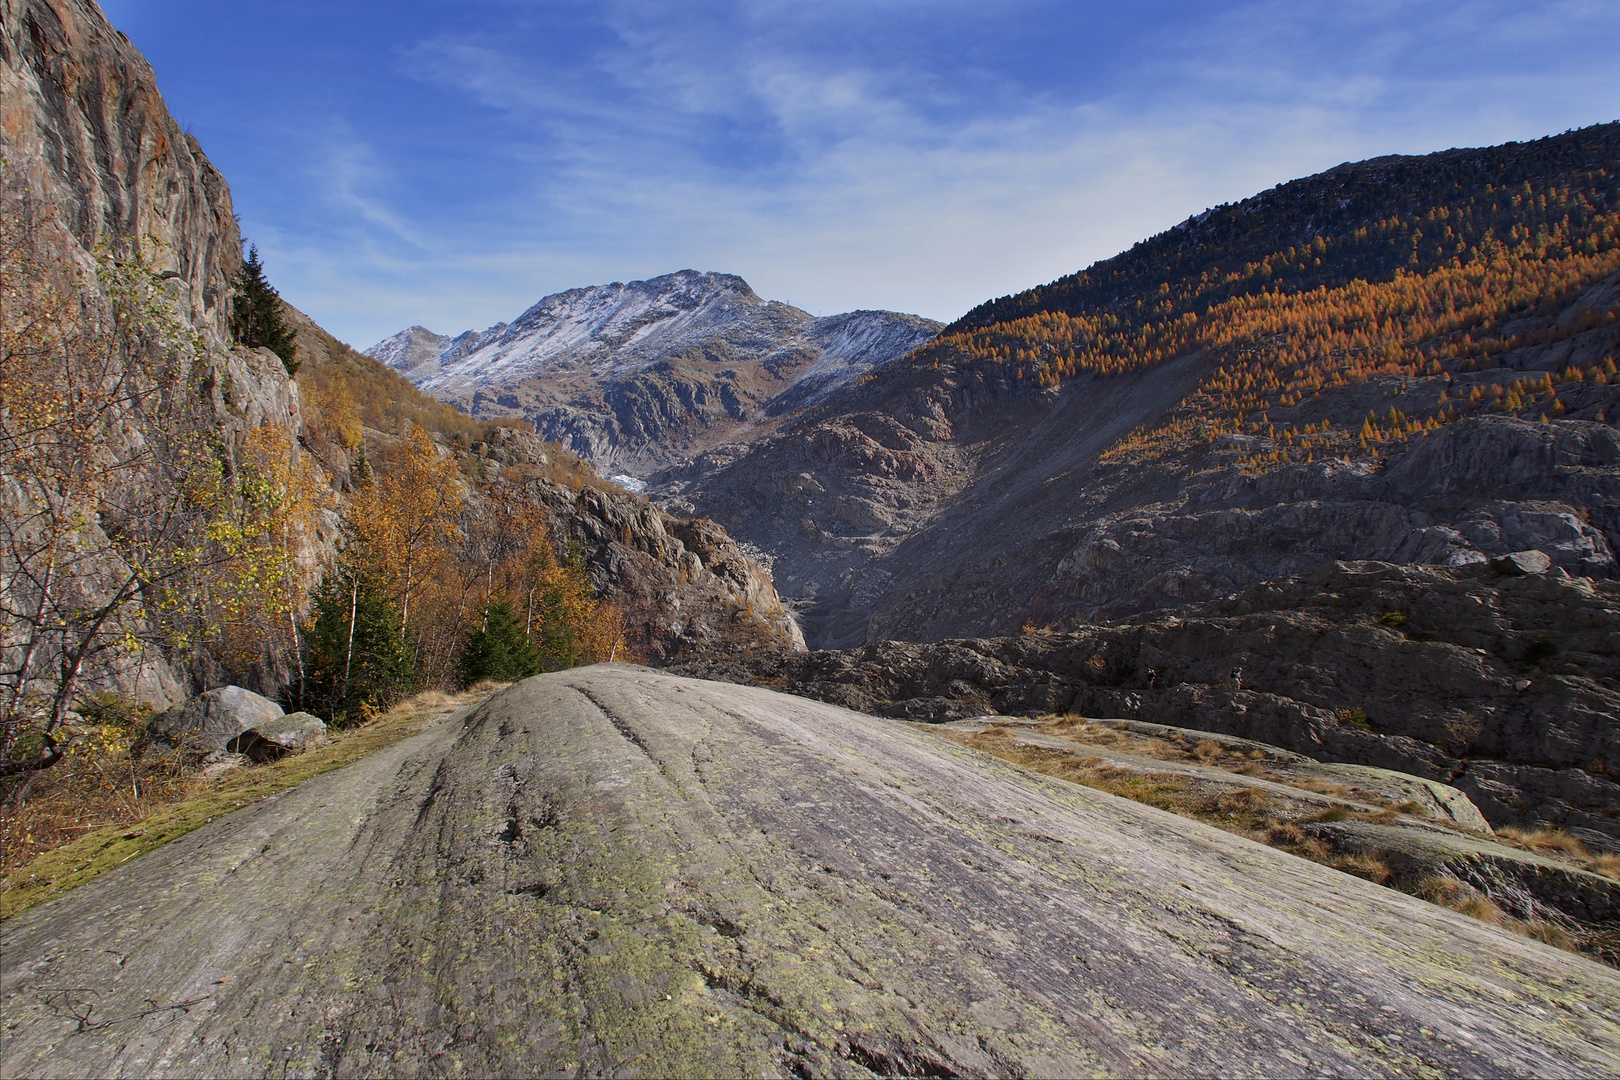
xmin=3 ymin=1 xmax=1619 ymax=1076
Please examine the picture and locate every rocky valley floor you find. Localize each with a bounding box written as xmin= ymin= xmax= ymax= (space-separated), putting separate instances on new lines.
xmin=675 ymin=558 xmax=1620 ymax=853
xmin=4 ymin=667 xmax=1617 ymax=1078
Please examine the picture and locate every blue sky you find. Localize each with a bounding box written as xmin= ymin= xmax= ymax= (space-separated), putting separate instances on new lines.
xmin=102 ymin=0 xmax=1620 ymax=348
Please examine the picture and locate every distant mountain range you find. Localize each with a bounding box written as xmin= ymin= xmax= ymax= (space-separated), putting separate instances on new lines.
xmin=367 ymin=271 xmax=940 ymax=480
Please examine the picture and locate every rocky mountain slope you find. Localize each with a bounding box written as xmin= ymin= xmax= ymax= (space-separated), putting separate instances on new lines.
xmin=282 ymin=289 xmax=806 ymax=667
xmin=456 ymin=426 xmax=804 ymax=659
xmin=678 ymin=557 xmax=1620 ymax=850
xmin=2 ymin=0 xmax=317 ymax=708
xmin=655 ymin=125 xmax=1620 ymax=650
xmin=367 ymin=271 xmax=940 ymax=479
xmin=4 ymin=667 xmax=1615 ymax=1078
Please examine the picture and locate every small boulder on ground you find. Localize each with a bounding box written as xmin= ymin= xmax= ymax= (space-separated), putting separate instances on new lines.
xmin=228 ymin=712 xmax=327 ymax=761
xmin=1492 ymin=548 xmax=1552 ymax=575
xmin=146 ymin=686 xmax=283 ymax=756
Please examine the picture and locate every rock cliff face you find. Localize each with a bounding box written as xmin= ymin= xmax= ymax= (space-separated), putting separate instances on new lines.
xmin=2 ymin=0 xmax=315 ymax=707
xmin=2 ymin=0 xmax=239 ymax=340
xmin=677 ymin=559 xmax=1620 ymax=849
xmin=367 ymin=271 xmax=940 ymax=478
xmin=464 ymin=428 xmax=805 ymax=658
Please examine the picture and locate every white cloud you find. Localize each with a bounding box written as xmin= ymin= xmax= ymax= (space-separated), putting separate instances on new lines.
xmin=249 ymin=0 xmax=1620 ymax=346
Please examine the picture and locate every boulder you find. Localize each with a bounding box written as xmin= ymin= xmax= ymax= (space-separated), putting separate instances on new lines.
xmin=1493 ymin=548 xmax=1554 ymax=576
xmin=147 ymin=686 xmax=283 ymax=756
xmin=226 ymin=711 xmax=327 ymax=761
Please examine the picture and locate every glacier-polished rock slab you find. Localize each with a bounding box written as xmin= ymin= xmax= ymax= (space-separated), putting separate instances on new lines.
xmin=3 ymin=666 xmax=1616 ymax=1078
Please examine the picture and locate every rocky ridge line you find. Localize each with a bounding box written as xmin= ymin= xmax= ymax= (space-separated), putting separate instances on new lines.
xmin=366 ymin=270 xmax=941 ymax=476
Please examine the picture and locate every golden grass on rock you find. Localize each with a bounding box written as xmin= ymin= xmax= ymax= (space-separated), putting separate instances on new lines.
xmin=0 ymin=685 xmax=498 ymax=920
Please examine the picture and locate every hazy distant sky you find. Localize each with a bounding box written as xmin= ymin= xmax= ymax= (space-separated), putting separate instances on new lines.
xmin=100 ymin=0 xmax=1620 ymax=348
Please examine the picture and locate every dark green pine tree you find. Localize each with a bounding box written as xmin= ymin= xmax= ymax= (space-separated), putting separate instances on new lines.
xmin=230 ymin=243 xmax=300 ymax=375
xmin=459 ymin=597 xmax=542 ymax=687
xmin=297 ymin=563 xmax=414 ymax=726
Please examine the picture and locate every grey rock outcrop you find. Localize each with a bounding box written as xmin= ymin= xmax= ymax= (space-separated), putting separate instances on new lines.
xmin=677 ymin=559 xmax=1620 ymax=847
xmin=147 ymin=686 xmax=284 ymax=756
xmin=1 ymin=0 xmax=239 ymax=342
xmin=2 ymin=0 xmax=326 ymax=708
xmin=1303 ymin=819 xmax=1618 ymax=928
xmin=936 ymin=713 xmax=1617 ymax=951
xmin=467 ymin=427 xmax=805 ymax=658
xmin=367 ymin=271 xmax=940 ymax=477
xmin=233 ymin=711 xmax=327 ymax=759
xmin=1296 ymin=762 xmax=1496 ymax=833
xmin=3 ymin=667 xmax=1615 ymax=1077
xmin=1495 ymin=548 xmax=1555 ymax=575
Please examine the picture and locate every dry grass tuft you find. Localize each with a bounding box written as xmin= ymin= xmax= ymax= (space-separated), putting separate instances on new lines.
xmin=1266 ymin=823 xmax=1307 ymax=846
xmin=1455 ymin=896 xmax=1505 ymax=924
xmin=1518 ymin=920 xmax=1576 ymax=950
xmin=1286 ymin=778 xmax=1358 ymax=798
xmin=1496 ymin=826 xmax=1591 ymax=859
xmin=1415 ymin=874 xmax=1472 ymax=907
xmin=1333 ymin=853 xmax=1395 ymax=886
xmin=1589 ymin=853 xmax=1620 ymax=881
xmin=1033 ymin=717 xmax=1187 ymax=762
xmin=1208 ymin=788 xmax=1271 ymax=814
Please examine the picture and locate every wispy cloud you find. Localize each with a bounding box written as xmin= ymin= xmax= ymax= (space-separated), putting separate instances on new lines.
xmin=108 ymin=0 xmax=1618 ymax=345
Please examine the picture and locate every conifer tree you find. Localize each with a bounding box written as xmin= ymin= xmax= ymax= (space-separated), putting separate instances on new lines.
xmin=459 ymin=597 xmax=541 ymax=686
xmin=230 ymin=243 xmax=299 ymax=375
xmin=298 ymin=562 xmax=413 ymax=726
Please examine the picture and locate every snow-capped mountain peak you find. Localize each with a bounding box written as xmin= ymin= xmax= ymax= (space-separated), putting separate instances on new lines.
xmin=365 ymin=271 xmax=941 ymax=474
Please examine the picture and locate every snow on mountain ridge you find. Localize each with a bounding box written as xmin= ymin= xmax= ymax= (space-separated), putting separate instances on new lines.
xmin=364 ymin=270 xmax=941 ymax=473
xmin=367 ymin=271 xmax=932 ymax=398
xmin=400 ymin=271 xmax=765 ymax=391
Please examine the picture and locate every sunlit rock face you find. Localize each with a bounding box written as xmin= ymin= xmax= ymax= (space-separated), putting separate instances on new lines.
xmin=4 ymin=666 xmax=1616 ymax=1078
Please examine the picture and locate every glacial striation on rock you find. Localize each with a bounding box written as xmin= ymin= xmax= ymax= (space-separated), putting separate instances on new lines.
xmin=2 ymin=666 xmax=1616 ymax=1078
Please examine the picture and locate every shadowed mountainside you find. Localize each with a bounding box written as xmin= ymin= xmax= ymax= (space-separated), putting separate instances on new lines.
xmin=654 ymin=125 xmax=1620 ymax=649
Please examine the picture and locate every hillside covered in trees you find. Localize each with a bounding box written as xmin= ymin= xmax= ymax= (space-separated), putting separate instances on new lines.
xmin=0 ymin=0 xmax=799 ymax=874
xmin=660 ymin=123 xmax=1620 ymax=648
xmin=911 ymin=124 xmax=1618 ymax=468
